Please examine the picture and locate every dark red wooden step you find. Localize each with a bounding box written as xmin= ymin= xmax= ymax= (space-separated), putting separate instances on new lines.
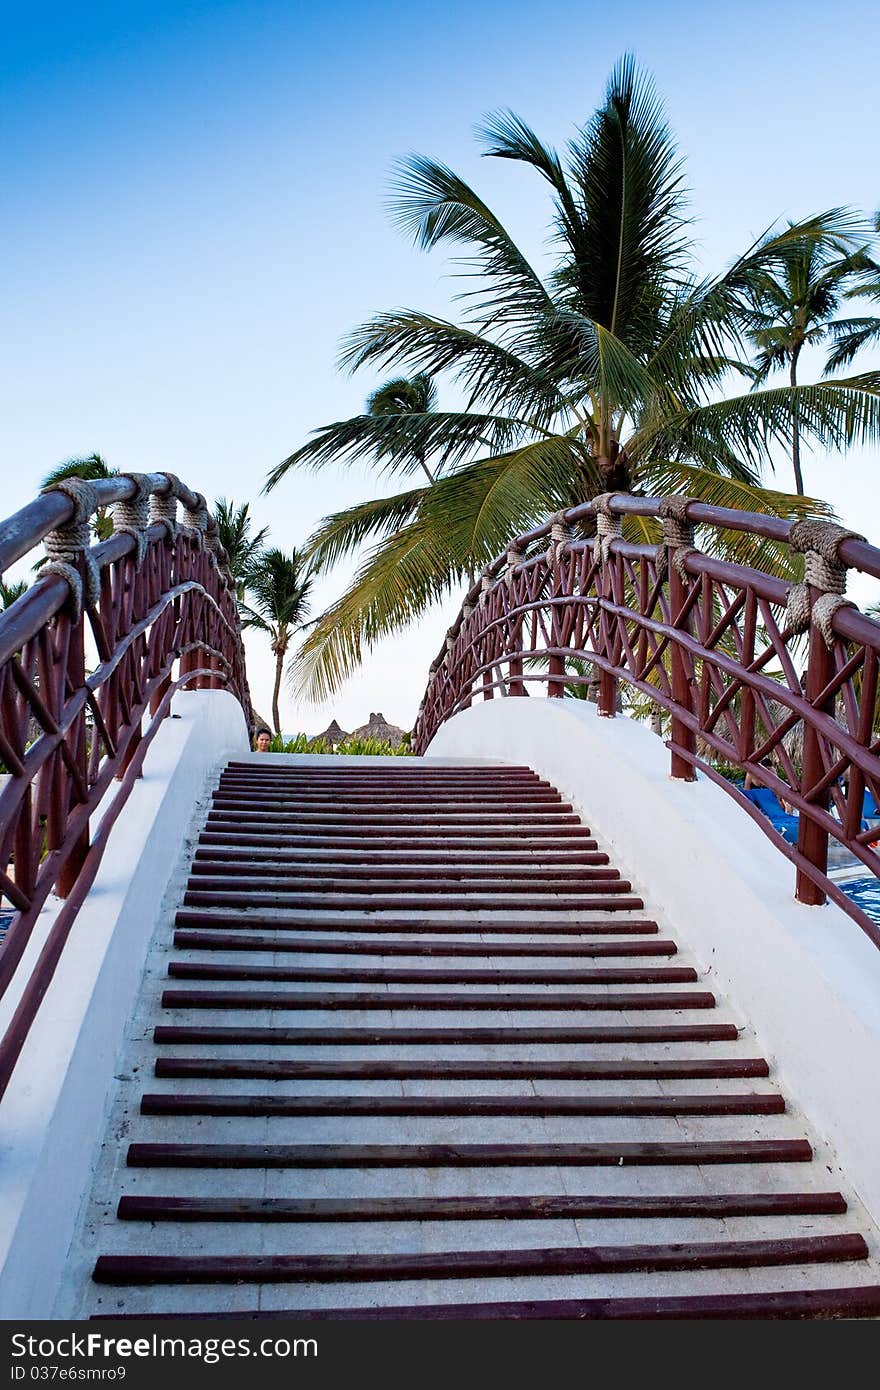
xmin=182 ymin=892 xmax=645 ymax=912
xmin=171 ymin=931 xmax=676 ymax=957
xmin=154 ymin=1057 xmax=768 ymax=1081
xmin=92 ymin=1232 xmax=861 ymax=1285
xmin=116 ymin=1190 xmax=844 ymax=1223
xmin=172 ymin=1284 xmax=880 ymax=1320
xmin=160 ymin=987 xmax=712 ymax=1012
xmin=140 ymin=1091 xmax=785 ymax=1118
xmin=165 ymin=962 xmax=696 ymax=986
xmin=200 ymin=827 xmax=596 ymax=847
xmin=126 ymin=1139 xmax=810 ymax=1168
xmin=188 ymin=860 xmax=613 ymax=882
xmin=173 ymin=911 xmax=657 ymax=935
xmin=202 ymin=806 xmax=581 ymax=822
xmin=193 ymin=839 xmax=603 ymax=861
xmin=154 ymin=1022 xmax=738 ymax=1046
xmin=207 ymin=800 xmax=561 ymax=811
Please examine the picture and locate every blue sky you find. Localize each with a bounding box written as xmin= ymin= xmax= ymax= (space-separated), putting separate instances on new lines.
xmin=2 ymin=0 xmax=879 ymax=732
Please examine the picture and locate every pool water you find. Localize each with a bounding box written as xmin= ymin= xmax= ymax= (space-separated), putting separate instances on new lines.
xmin=838 ymin=876 xmax=880 ymax=924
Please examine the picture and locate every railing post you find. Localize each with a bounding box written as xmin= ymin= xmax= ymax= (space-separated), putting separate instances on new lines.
xmin=593 ymin=496 xmax=622 ymax=717
xmin=660 ymin=499 xmax=697 ymax=782
xmin=547 ymin=515 xmax=569 ymax=698
xmin=796 ymin=627 xmax=835 ymax=905
xmin=784 ymin=518 xmax=864 ymax=906
xmin=505 ymin=546 xmax=526 ymax=697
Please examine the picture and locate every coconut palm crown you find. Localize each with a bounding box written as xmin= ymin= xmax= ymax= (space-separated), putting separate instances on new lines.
xmin=239 ymin=547 xmax=313 ymax=735
xmin=267 ymin=56 xmax=880 ymax=701
xmin=213 ymin=498 xmax=269 ymax=600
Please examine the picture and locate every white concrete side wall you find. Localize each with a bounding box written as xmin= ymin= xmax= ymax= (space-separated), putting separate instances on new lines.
xmin=428 ymin=697 xmax=880 ymax=1226
xmin=0 ymin=690 xmax=248 ymax=1319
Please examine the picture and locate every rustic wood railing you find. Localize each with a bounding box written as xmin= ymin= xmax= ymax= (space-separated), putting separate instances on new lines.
xmin=413 ymin=493 xmax=880 ymax=948
xmin=0 ymin=472 xmax=251 ymax=1096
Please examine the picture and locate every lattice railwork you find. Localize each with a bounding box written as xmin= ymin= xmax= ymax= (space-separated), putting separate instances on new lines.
xmin=0 ymin=472 xmax=252 ymax=1096
xmin=413 ymin=493 xmax=880 ymax=948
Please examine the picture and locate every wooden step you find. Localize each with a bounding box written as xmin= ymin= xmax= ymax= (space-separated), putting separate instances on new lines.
xmin=175 ymin=1285 xmax=880 ymax=1320
xmin=200 ymin=828 xmax=596 ymax=847
xmin=139 ymin=1091 xmax=786 ymax=1118
xmin=125 ymin=1139 xmax=813 ymax=1170
xmin=194 ymin=846 xmax=606 ymax=865
xmin=173 ymin=912 xmax=658 ymax=935
xmin=160 ymin=988 xmax=713 ymax=1012
xmin=171 ymin=931 xmax=677 ymax=957
xmin=92 ymin=1233 xmax=863 ymax=1286
xmin=116 ymin=1190 xmax=845 ymax=1223
xmin=188 ymin=859 xmax=613 ymax=881
xmin=154 ymin=1056 xmax=768 ymax=1081
xmin=182 ymin=892 xmax=646 ymax=912
xmin=186 ymin=870 xmax=625 ymax=893
xmin=153 ymin=1022 xmax=739 ymax=1046
xmin=165 ymin=962 xmax=697 ymax=986
xmin=206 ymin=809 xmax=582 ymax=826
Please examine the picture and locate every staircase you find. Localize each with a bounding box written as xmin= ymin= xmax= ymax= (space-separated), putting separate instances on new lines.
xmin=79 ymin=757 xmax=880 ymax=1319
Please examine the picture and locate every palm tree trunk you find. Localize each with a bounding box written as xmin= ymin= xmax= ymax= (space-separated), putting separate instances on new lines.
xmin=790 ymin=350 xmax=804 ymax=496
xmin=272 ymin=651 xmax=284 ymax=735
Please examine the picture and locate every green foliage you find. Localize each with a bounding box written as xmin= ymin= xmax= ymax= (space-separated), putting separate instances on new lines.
xmin=259 ymin=732 xmax=410 ymax=756
xmin=268 ymin=56 xmax=876 ymax=702
xmin=40 ymin=454 xmax=116 ymax=542
xmin=213 ymin=498 xmax=269 ymax=599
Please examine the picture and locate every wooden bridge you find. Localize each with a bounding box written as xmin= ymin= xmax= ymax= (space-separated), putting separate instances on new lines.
xmin=2 ymin=475 xmax=880 ymax=1318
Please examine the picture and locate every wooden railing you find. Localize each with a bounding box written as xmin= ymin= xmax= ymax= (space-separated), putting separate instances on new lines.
xmin=0 ymin=472 xmax=251 ymax=1095
xmin=413 ymin=493 xmax=880 ymax=948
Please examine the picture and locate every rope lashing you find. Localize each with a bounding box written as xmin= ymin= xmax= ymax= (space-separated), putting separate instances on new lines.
xmin=545 ymin=511 xmax=571 ymax=568
xmin=180 ymin=490 xmax=209 ymax=547
xmin=592 ymin=494 xmax=623 ymax=566
xmin=786 ymin=519 xmax=865 ymax=646
xmin=445 ymin=628 xmax=457 ymax=653
xmin=656 ymin=496 xmax=698 ymax=582
xmin=150 ymin=473 xmax=182 ymax=544
xmin=204 ymin=515 xmax=233 ymax=589
xmin=462 ymin=601 xmax=475 ymax=620
xmin=111 ymin=473 xmax=152 ymax=567
xmin=505 ymin=543 xmax=524 ymax=589
xmin=40 ymin=477 xmax=101 ymax=620
xmin=478 ymin=571 xmax=495 ymax=607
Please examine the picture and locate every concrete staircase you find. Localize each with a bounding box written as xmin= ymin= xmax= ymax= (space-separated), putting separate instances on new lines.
xmin=76 ymin=756 xmax=880 ymax=1318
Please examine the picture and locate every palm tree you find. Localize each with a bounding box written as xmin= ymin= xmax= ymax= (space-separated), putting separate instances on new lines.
xmin=41 ymin=454 xmax=117 ymax=541
xmin=239 ymin=548 xmax=313 ymax=734
xmin=0 ymin=579 xmax=27 ymax=610
xmin=366 ymin=373 xmax=439 ymax=484
xmin=267 ymin=57 xmax=880 ymax=701
xmin=746 ymin=236 xmax=880 ymax=493
xmin=213 ymin=498 xmax=269 ymax=600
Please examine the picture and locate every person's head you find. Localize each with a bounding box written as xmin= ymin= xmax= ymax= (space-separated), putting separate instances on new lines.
xmin=255 ymin=728 xmax=272 ymax=752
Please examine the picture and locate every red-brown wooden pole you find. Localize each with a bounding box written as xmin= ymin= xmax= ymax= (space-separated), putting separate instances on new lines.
xmin=668 ymin=558 xmax=697 ymax=781
xmin=796 ymin=619 xmax=835 ymax=905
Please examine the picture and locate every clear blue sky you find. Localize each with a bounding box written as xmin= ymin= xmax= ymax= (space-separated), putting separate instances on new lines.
xmin=2 ymin=0 xmax=879 ymax=731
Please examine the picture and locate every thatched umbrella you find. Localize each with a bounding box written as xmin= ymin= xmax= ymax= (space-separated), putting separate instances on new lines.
xmin=351 ymin=712 xmax=407 ymax=748
xmin=309 ymin=719 xmax=350 ymax=749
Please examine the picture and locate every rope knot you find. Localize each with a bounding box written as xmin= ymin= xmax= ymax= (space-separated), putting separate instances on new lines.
xmin=505 ymin=544 xmax=524 ymax=588
xmin=786 ymin=519 xmax=865 ymax=646
xmin=181 ymin=490 xmax=209 ymax=547
xmin=545 ymin=511 xmax=571 ymax=567
xmin=478 ymin=571 xmax=494 ymax=607
xmin=656 ymin=496 xmax=698 ymax=582
xmin=592 ymin=493 xmax=622 ymax=565
xmin=111 ymin=473 xmax=152 ymax=567
xmin=150 ymin=473 xmax=182 ymax=545
xmin=40 ymin=477 xmax=101 ymax=619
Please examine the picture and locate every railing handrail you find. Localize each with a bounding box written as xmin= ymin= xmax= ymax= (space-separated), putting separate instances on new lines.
xmin=0 ymin=469 xmax=252 ymax=1099
xmin=414 ymin=490 xmax=880 ymax=951
xmin=429 ymin=494 xmax=880 ymax=674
